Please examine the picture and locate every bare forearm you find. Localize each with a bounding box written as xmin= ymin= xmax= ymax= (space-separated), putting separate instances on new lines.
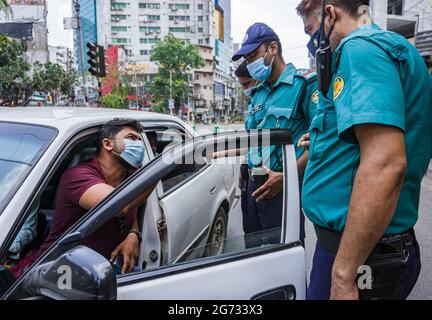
xmin=120 ymin=184 xmax=157 ymax=216
xmin=296 ymin=150 xmax=309 ymax=181
xmin=333 ymin=161 xmax=406 ymax=280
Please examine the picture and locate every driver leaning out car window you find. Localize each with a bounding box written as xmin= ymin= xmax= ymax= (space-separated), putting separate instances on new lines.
xmin=11 ymin=118 xmax=155 ymax=278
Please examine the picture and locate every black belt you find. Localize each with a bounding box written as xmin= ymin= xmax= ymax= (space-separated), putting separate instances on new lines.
xmin=314 ymin=224 xmax=415 ymax=256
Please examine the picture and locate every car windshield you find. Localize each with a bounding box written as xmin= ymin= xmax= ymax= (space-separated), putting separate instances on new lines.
xmin=0 ymin=122 xmax=57 ymax=214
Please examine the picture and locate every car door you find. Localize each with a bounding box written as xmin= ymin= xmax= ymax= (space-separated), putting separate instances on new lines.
xmin=3 ymin=129 xmax=305 ymax=300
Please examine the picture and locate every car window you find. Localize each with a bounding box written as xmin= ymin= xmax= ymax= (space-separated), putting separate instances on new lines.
xmin=4 ymin=131 xmax=296 ymax=300
xmin=0 ymin=122 xmax=57 ymax=215
xmin=144 ymin=128 xmax=203 ymax=194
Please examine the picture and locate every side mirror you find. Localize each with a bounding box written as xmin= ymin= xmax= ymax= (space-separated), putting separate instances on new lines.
xmin=23 ymin=245 xmax=117 ymax=300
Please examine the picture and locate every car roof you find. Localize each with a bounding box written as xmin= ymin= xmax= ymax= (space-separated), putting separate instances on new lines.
xmin=0 ymin=107 xmax=182 ymax=132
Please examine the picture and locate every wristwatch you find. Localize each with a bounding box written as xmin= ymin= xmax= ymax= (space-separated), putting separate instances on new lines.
xmin=128 ymin=230 xmax=142 ymax=244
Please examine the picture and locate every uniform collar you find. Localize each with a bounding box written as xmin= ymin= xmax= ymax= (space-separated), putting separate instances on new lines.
xmin=334 ymin=23 xmax=382 ymax=54
xmin=262 ymin=63 xmax=296 ymax=91
xmin=332 ymin=23 xmax=382 ymax=70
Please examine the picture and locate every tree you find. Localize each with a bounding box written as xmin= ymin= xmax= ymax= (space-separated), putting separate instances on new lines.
xmin=101 ymin=83 xmax=130 ymax=109
xmin=0 ymin=35 xmax=32 ymax=106
xmin=149 ymin=34 xmax=204 ymax=114
xmin=0 ymin=36 xmax=77 ymax=106
xmin=31 ymin=61 xmax=77 ymax=103
xmin=0 ymin=0 xmax=11 ymax=16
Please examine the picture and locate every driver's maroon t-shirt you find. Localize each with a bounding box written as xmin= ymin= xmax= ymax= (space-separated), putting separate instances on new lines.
xmin=12 ymin=157 xmax=137 ymax=278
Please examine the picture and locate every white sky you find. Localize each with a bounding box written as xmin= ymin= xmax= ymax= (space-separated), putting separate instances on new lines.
xmin=232 ymin=0 xmax=310 ymax=68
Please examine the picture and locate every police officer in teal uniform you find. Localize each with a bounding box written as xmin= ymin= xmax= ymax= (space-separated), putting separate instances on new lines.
xmin=302 ymin=0 xmax=432 ymax=300
xmin=234 ymin=60 xmax=261 ymax=240
xmin=232 ymin=23 xmax=318 ymax=247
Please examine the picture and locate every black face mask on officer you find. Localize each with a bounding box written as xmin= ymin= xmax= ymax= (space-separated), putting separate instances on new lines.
xmin=307 ymin=30 xmax=321 ymax=57
xmin=316 ymin=3 xmax=336 ymax=95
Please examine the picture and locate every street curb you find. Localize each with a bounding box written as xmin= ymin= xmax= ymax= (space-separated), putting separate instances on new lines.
xmin=427 ymin=161 xmax=432 ymax=179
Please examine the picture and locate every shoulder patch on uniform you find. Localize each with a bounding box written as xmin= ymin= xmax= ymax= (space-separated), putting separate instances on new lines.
xmin=333 ymin=76 xmax=345 ymax=100
xmin=311 ymin=90 xmax=319 ymax=105
xmin=295 ymin=68 xmax=317 ymax=80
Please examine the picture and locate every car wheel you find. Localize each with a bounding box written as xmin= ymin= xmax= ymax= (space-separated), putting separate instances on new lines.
xmin=204 ymin=206 xmax=228 ymax=257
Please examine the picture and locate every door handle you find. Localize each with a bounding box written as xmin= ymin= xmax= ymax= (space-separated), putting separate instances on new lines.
xmin=209 ymin=185 xmax=217 ymax=194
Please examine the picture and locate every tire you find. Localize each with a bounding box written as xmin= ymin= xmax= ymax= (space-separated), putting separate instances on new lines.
xmin=204 ymin=206 xmax=228 ymax=257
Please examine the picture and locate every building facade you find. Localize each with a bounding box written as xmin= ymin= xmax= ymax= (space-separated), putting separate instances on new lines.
xmin=370 ymin=0 xmax=432 ymax=68
xmin=73 ymin=0 xmax=98 ymax=74
xmin=48 ymin=45 xmax=74 ymax=71
xmin=0 ymin=0 xmax=49 ymax=65
xmin=72 ymin=0 xmax=235 ymax=119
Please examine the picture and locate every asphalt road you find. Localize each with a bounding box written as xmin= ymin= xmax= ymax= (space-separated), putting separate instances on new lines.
xmin=197 ymin=124 xmax=432 ymax=299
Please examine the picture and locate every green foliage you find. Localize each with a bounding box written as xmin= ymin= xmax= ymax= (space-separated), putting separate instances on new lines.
xmin=0 ymin=0 xmax=11 ymax=16
xmin=0 ymin=36 xmax=32 ymax=105
xmin=101 ymin=83 xmax=130 ymax=109
xmin=0 ymin=36 xmax=77 ymax=105
xmin=101 ymin=93 xmax=126 ymax=109
xmin=149 ymin=34 xmax=205 ymax=113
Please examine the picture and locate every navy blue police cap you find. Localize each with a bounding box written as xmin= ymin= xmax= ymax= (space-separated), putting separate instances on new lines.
xmin=232 ymin=23 xmax=280 ymax=61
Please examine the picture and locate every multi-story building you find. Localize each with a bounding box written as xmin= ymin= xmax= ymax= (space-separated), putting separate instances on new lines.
xmin=73 ymin=0 xmax=98 ymax=74
xmin=72 ymin=0 xmax=235 ymax=118
xmin=213 ymin=0 xmax=234 ymax=120
xmin=370 ymin=0 xmax=432 ymax=67
xmin=48 ymin=45 xmax=75 ymax=71
xmin=0 ymin=0 xmax=49 ymax=65
xmin=193 ymin=44 xmax=214 ymax=118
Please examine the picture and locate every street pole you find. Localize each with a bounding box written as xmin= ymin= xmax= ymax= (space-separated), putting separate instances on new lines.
xmin=74 ymin=1 xmax=88 ymax=105
xmin=169 ymin=69 xmax=173 ymax=116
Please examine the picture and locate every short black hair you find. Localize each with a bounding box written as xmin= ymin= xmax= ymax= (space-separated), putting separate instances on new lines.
xmin=97 ymin=118 xmax=144 ymax=153
xmin=296 ymin=0 xmax=322 ymax=18
xmin=235 ymin=60 xmax=251 ymax=78
xmin=325 ymin=0 xmax=370 ymax=17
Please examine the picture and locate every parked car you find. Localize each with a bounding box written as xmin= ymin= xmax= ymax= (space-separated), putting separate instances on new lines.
xmin=0 ymin=107 xmax=305 ymax=300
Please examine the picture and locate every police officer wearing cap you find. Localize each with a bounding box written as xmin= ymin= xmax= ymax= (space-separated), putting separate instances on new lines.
xmin=302 ymin=0 xmax=432 ymax=300
xmin=232 ymin=23 xmax=318 ymax=248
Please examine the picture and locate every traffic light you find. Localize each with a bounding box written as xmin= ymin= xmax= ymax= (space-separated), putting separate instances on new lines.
xmin=86 ymin=42 xmax=106 ymax=78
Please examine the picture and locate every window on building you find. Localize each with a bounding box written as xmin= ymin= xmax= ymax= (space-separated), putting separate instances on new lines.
xmin=198 ymin=27 xmax=203 ymax=33
xmin=196 ymin=74 xmax=199 ymax=80
xmin=140 ymin=49 xmax=154 ymax=56
xmin=169 ymin=3 xmax=190 ymax=10
xmin=112 ymin=26 xmax=128 ymax=32
xmin=198 ymin=4 xmax=203 ymax=10
xmin=198 ymin=16 xmax=203 ymax=22
xmin=111 ymin=3 xmax=127 ymax=10
xmin=169 ymin=15 xmax=190 ymax=21
xmin=140 ymin=26 xmax=161 ymax=33
xmin=198 ymin=39 xmax=203 ymax=44
xmin=112 ymin=38 xmax=128 ymax=44
xmin=169 ymin=27 xmax=190 ymax=33
xmin=148 ymin=15 xmax=160 ymax=21
xmin=388 ymin=0 xmax=404 ymax=15
xmin=111 ymin=14 xmax=127 ymax=21
xmin=139 ymin=3 xmax=161 ymax=9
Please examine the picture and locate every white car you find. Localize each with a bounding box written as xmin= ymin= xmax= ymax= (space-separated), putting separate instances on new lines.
xmin=0 ymin=107 xmax=305 ymax=300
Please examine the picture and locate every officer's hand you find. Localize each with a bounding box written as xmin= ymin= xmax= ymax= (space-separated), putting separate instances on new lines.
xmin=252 ymin=167 xmax=283 ymax=202
xmin=297 ymin=132 xmax=311 ymax=150
xmin=330 ymin=278 xmax=359 ymax=300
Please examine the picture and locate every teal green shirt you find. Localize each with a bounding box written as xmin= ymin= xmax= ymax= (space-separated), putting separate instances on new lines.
xmin=303 ymin=24 xmax=432 ymax=236
xmin=245 ymin=63 xmax=318 ymax=171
